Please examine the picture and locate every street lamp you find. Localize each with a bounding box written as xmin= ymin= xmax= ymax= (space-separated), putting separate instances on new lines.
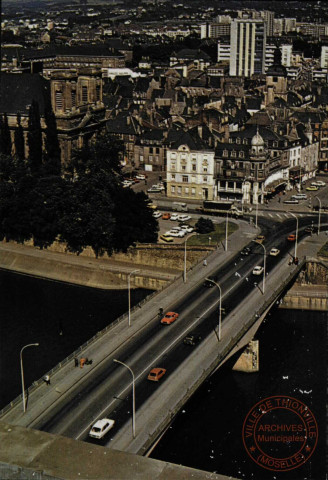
xmin=225 ymin=212 xmax=228 ymax=251
xmin=184 ymin=238 xmax=187 ymax=283
xmin=208 ymin=236 xmax=211 ymax=245
xmin=205 ymin=278 xmax=222 ymax=340
xmin=290 ymin=212 xmax=299 ymax=259
xmin=20 ymin=343 xmax=39 ymax=413
xmin=252 ymin=240 xmax=266 ymax=294
xmin=315 ymin=197 xmax=322 ymax=234
xmin=255 ymin=201 xmax=259 ymax=229
xmin=113 ymin=359 xmax=136 ymax=439
xmin=128 ymin=269 xmax=139 ymax=327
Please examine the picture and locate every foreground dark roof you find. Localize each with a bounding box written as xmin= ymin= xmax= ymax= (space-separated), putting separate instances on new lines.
xmin=0 ymin=73 xmax=49 ymax=115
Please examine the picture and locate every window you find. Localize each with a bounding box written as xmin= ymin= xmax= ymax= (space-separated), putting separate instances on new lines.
xmin=171 ymin=174 xmax=176 ymax=180
xmin=82 ymin=86 xmax=88 ymax=103
xmin=171 ymin=163 xmax=176 ymax=170
xmin=171 ymin=186 xmax=175 ymax=193
xmin=192 ymin=164 xmax=197 ymax=171
xmin=182 ymin=165 xmax=186 ymax=171
xmin=71 ymin=90 xmax=76 ymax=108
xmin=156 ymin=148 xmax=160 ymax=154
xmin=231 ymin=150 xmax=236 ymax=157
xmin=191 ymin=187 xmax=196 ymax=196
xmin=239 ymin=151 xmax=244 ymax=158
xmin=149 ymin=155 xmax=153 ymax=162
xmin=177 ymin=186 xmax=182 ymax=194
xmin=203 ymin=176 xmax=208 ymax=183
xmin=223 ymin=150 xmax=228 ymax=157
xmin=185 ymin=187 xmax=189 ymax=194
xmin=55 ymin=91 xmax=63 ymax=110
xmin=96 ymin=85 xmax=101 ymax=102
xmin=149 ymin=147 xmax=153 ymax=154
xmin=182 ymin=175 xmax=188 ymax=183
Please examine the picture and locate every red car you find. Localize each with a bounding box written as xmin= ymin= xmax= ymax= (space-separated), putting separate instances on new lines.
xmin=161 ymin=311 xmax=179 ymax=325
xmin=162 ymin=213 xmax=171 ymax=220
xmin=147 ymin=368 xmax=166 ymax=382
xmin=287 ymin=234 xmax=296 ymax=242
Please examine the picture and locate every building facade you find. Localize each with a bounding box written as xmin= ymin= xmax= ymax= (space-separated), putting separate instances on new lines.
xmin=230 ymin=19 xmax=266 ymax=77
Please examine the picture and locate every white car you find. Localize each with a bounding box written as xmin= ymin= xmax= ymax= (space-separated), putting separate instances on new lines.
xmin=153 ymin=211 xmax=162 ymax=219
xmin=135 ymin=174 xmax=146 ymax=180
xmin=89 ymin=418 xmax=115 ymax=439
xmin=311 ymin=180 xmax=325 ymax=187
xmin=179 ymin=225 xmax=193 ymax=233
xmin=167 ymin=229 xmax=185 ymax=237
xmin=170 ymin=214 xmax=179 ymax=221
xmin=269 ymin=248 xmax=280 ymax=256
xmin=252 ymin=266 xmax=264 ymax=276
xmin=178 ymin=214 xmax=191 ymax=222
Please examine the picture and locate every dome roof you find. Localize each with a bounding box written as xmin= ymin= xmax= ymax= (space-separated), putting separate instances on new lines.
xmin=251 ymin=129 xmax=265 ymax=147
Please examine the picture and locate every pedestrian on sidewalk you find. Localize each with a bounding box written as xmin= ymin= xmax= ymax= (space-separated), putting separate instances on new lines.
xmin=74 ymin=357 xmax=78 ymax=368
xmin=43 ymin=375 xmax=50 ymax=386
xmin=203 ymin=259 xmax=207 ymax=267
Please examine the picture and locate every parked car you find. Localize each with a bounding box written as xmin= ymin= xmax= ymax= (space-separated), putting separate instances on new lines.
xmin=177 ymin=214 xmax=191 ymax=222
xmin=162 ymin=213 xmax=171 ymax=220
xmin=160 ymin=235 xmax=174 ymax=243
xmin=306 ymin=186 xmax=318 ymax=191
xmin=252 ymin=266 xmax=264 ymax=275
xmin=287 ymin=234 xmax=296 ymax=242
xmin=161 ymin=311 xmax=179 ymax=324
xmin=183 ymin=332 xmax=202 ymax=346
xmin=167 ymin=229 xmax=185 ymax=238
xmin=153 ymin=211 xmax=162 ymax=219
xmin=135 ymin=174 xmax=146 ymax=180
xmin=284 ymin=199 xmax=299 ymax=204
xmin=147 ymin=187 xmax=162 ymax=193
xmin=269 ymin=248 xmax=280 ymax=256
xmin=147 ymin=368 xmax=166 ymax=382
xmin=89 ymin=419 xmax=115 ymax=439
xmin=292 ymin=194 xmax=307 ymax=200
xmin=312 ymin=180 xmax=325 ymax=187
xmin=179 ymin=225 xmax=194 ymax=233
xmin=170 ymin=214 xmax=179 ymax=221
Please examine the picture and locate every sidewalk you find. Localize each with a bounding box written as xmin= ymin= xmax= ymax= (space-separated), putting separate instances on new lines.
xmin=0 ymin=220 xmax=257 ymax=427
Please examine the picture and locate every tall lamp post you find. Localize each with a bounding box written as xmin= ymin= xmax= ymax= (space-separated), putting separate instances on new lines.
xmin=184 ymin=239 xmax=187 ymax=283
xmin=316 ymin=197 xmax=322 ymax=234
xmin=113 ymin=359 xmax=136 ymax=439
xmin=205 ymin=278 xmax=222 ymax=340
xmin=255 ymin=201 xmax=259 ymax=229
xmin=290 ymin=212 xmax=299 ymax=259
xmin=252 ymin=240 xmax=266 ymax=294
xmin=225 ymin=213 xmax=228 ymax=251
xmin=128 ymin=269 xmax=139 ymax=327
xmin=20 ymin=343 xmax=39 ymax=413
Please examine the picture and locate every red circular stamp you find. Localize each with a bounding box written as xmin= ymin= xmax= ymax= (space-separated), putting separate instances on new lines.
xmin=242 ymin=395 xmax=318 ymax=472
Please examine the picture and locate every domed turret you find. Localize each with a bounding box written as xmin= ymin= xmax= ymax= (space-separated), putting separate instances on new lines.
xmin=251 ymin=128 xmax=265 ymax=147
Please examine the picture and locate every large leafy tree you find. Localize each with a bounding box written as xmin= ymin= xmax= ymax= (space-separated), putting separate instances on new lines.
xmin=27 ymin=100 xmax=43 ymax=175
xmin=14 ymin=113 xmax=25 ymax=161
xmin=43 ymin=102 xmax=61 ymax=176
xmin=0 ymin=113 xmax=12 ymax=156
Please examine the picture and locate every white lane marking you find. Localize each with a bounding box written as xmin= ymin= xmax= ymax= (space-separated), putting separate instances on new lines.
xmin=76 ymin=269 xmax=255 ymax=440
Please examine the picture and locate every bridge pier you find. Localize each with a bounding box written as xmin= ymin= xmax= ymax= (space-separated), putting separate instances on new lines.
xmin=232 ymin=340 xmax=259 ymax=373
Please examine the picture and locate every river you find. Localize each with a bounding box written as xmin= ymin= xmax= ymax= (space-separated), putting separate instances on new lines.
xmin=0 ymin=270 xmax=326 ymax=479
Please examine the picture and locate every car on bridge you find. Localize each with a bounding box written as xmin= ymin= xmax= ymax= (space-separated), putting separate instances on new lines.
xmin=147 ymin=368 xmax=166 ymax=382
xmin=269 ymin=248 xmax=280 ymax=256
xmin=89 ymin=418 xmax=115 ymax=439
xmin=255 ymin=235 xmax=265 ymax=244
xmin=161 ymin=311 xmax=179 ymax=324
xmin=183 ymin=332 xmax=202 ymax=346
xmin=287 ymin=234 xmax=296 ymax=242
xmin=252 ymin=266 xmax=264 ymax=276
xmin=241 ymin=247 xmax=251 ymax=256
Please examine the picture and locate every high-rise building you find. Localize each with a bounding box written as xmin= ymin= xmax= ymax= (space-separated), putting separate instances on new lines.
xmin=230 ymin=19 xmax=266 ymax=77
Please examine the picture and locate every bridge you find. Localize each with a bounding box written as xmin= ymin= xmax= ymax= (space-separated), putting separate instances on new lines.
xmin=0 ymin=219 xmax=327 ymax=478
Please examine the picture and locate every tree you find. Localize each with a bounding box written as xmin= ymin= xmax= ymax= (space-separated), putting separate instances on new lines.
xmin=0 ymin=113 xmax=12 ymax=156
xmin=27 ymin=100 xmax=43 ymax=175
xmin=195 ymin=217 xmax=214 ymax=234
xmin=14 ymin=113 xmax=25 ymax=161
xmin=43 ymin=102 xmax=61 ymax=176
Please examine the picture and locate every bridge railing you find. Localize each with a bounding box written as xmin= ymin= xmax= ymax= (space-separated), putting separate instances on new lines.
xmin=0 ymin=250 xmax=207 ymax=417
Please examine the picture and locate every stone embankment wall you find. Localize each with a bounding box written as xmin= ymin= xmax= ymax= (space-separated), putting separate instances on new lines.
xmin=280 ymin=261 xmax=328 ymax=311
xmin=0 ymin=240 xmax=213 ymax=290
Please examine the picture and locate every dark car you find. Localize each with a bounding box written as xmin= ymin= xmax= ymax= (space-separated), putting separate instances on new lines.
xmin=241 ymin=247 xmax=251 ymax=256
xmin=183 ymin=332 xmax=202 ymax=346
xmin=203 ymin=276 xmax=218 ymax=287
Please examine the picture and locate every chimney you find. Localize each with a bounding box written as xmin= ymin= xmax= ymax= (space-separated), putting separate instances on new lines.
xmin=198 ymin=126 xmax=203 ymax=138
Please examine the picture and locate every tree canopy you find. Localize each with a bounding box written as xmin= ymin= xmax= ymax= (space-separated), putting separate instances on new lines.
xmin=0 ymin=131 xmax=159 ymax=256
